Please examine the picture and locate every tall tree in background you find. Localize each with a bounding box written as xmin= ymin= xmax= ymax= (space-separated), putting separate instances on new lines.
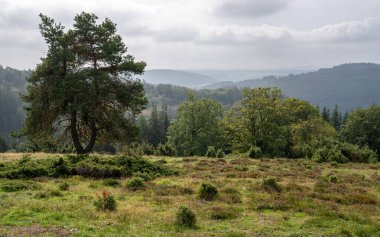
xmin=330 ymin=105 xmax=343 ymax=130
xmin=21 ymin=12 xmax=147 ymax=154
xmin=168 ymin=94 xmax=223 ymax=156
xmin=159 ymin=104 xmax=170 ymax=144
xmin=341 ymin=105 xmax=380 ymax=155
xmin=321 ymin=107 xmax=330 ymax=123
xmin=148 ymin=104 xmax=162 ymax=146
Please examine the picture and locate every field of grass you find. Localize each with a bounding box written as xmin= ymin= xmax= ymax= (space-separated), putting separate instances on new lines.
xmin=0 ymin=153 xmax=379 ymax=237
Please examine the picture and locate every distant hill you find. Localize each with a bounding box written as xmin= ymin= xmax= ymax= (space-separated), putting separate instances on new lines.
xmin=140 ymin=69 xmax=218 ymax=88
xmin=205 ymin=63 xmax=380 ymax=112
xmin=141 ymin=69 xmax=312 ymax=88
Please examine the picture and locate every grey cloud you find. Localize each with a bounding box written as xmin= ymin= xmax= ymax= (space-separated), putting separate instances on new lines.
xmin=215 ymin=0 xmax=289 ymax=18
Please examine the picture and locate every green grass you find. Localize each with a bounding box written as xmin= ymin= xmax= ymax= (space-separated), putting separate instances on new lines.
xmin=0 ymin=155 xmax=379 ymax=236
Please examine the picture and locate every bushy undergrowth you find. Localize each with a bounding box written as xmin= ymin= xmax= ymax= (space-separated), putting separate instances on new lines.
xmin=1 ymin=180 xmax=41 ymax=192
xmin=262 ymin=177 xmax=282 ymax=192
xmin=247 ymin=146 xmax=263 ymax=159
xmin=0 ymin=154 xmax=177 ymax=179
xmin=94 ymin=191 xmax=117 ymax=211
xmin=312 ymin=139 xmax=378 ymax=164
xmin=156 ymin=143 xmax=176 ymax=156
xmin=198 ymin=182 xmax=218 ymax=201
xmin=176 ymin=206 xmax=196 ymax=228
xmin=126 ymin=177 xmax=145 ymax=191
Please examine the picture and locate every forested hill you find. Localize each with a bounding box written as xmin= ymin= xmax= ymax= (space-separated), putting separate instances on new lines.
xmin=0 ymin=66 xmax=30 ymax=143
xmin=1 ymin=63 xmax=380 ymax=143
xmin=206 ymin=63 xmax=380 ymax=112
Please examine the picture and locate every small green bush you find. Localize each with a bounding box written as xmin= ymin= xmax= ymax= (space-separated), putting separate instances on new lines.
xmin=216 ymin=149 xmax=225 ymax=158
xmin=205 ymin=146 xmax=216 ymax=158
xmin=126 ymin=177 xmax=145 ymax=191
xmin=247 ymin=146 xmax=262 ymax=159
xmin=156 ymin=143 xmax=176 ymax=156
xmin=103 ymin=179 xmax=122 ymax=187
xmin=262 ymin=177 xmax=281 ymax=192
xmin=198 ymin=183 xmax=218 ymax=201
xmin=1 ymin=180 xmax=41 ymax=192
xmin=340 ymin=143 xmax=378 ymax=163
xmin=312 ymin=146 xmax=348 ymax=163
xmin=176 ymin=206 xmax=196 ymax=228
xmin=94 ymin=191 xmax=117 ymax=211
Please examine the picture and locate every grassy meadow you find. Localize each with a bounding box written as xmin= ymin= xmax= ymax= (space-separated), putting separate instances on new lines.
xmin=0 ymin=153 xmax=379 ymax=237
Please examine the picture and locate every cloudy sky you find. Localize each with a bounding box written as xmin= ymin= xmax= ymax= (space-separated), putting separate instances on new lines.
xmin=1 ymin=0 xmax=380 ymax=70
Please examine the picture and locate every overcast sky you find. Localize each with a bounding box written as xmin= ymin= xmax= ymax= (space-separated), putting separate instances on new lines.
xmin=1 ymin=0 xmax=380 ymax=70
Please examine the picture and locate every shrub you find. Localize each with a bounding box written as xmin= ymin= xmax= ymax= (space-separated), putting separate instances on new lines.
xmin=290 ymin=144 xmax=313 ymax=158
xmin=262 ymin=177 xmax=281 ymax=192
xmin=198 ymin=183 xmax=218 ymax=201
xmin=312 ymin=146 xmax=348 ymax=163
xmin=126 ymin=177 xmax=145 ymax=191
xmin=176 ymin=206 xmax=196 ymax=228
xmin=340 ymin=143 xmax=378 ymax=163
xmin=205 ymin=146 xmax=216 ymax=158
xmin=216 ymin=149 xmax=225 ymax=158
xmin=0 ymin=137 xmax=8 ymax=152
xmin=94 ymin=191 xmax=117 ymax=211
xmin=59 ymin=182 xmax=70 ymax=191
xmin=1 ymin=180 xmax=41 ymax=192
xmin=93 ymin=144 xmax=117 ymax=154
xmin=103 ymin=179 xmax=122 ymax=187
xmin=247 ymin=146 xmax=262 ymax=159
xmin=156 ymin=143 xmax=176 ymax=156
xmin=0 ymin=155 xmax=177 ymax=180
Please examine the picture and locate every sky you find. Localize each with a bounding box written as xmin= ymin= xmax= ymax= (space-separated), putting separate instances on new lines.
xmin=1 ymin=0 xmax=380 ymax=70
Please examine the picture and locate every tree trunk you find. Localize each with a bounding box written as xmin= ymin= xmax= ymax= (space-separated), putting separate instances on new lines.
xmin=71 ymin=111 xmax=85 ymax=154
xmin=84 ymin=120 xmax=97 ymax=153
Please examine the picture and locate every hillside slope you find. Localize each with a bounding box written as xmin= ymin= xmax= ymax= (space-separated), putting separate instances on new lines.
xmin=207 ymin=63 xmax=380 ymax=111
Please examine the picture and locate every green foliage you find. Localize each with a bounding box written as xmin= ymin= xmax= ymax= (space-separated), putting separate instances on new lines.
xmin=216 ymin=149 xmax=225 ymax=158
xmin=311 ymin=139 xmax=377 ymax=163
xmin=0 ymin=137 xmax=8 ymax=152
xmin=126 ymin=177 xmax=145 ymax=191
xmin=21 ymin=12 xmax=147 ymax=154
xmin=103 ymin=179 xmax=122 ymax=187
xmin=198 ymin=182 xmax=218 ymax=201
xmin=262 ymin=177 xmax=281 ymax=192
xmin=0 ymin=155 xmax=176 ymax=179
xmin=1 ymin=180 xmax=41 ymax=192
xmin=312 ymin=145 xmax=348 ymax=164
xmin=205 ymin=146 xmax=217 ymax=157
xmin=94 ymin=191 xmax=117 ymax=211
xmin=223 ymin=87 xmax=327 ymax=157
xmin=341 ymin=105 xmax=380 ymax=156
xmin=175 ymin=206 xmax=196 ymax=228
xmin=247 ymin=146 xmax=262 ymax=159
xmin=340 ymin=143 xmax=378 ymax=163
xmin=168 ymin=94 xmax=224 ymax=156
xmin=155 ymin=143 xmax=176 ymax=156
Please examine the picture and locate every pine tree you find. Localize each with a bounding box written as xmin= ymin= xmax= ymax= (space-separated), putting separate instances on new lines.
xmin=148 ymin=103 xmax=162 ymax=146
xmin=322 ymin=107 xmax=330 ymax=123
xmin=159 ymin=104 xmax=170 ymax=144
xmin=330 ymin=105 xmax=342 ymax=130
